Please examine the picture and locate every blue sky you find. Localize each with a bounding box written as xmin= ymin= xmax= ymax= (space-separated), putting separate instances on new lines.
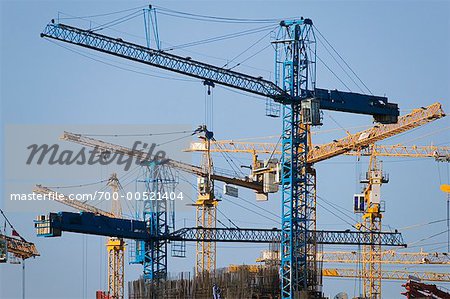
xmin=1 ymin=1 xmax=449 ymax=298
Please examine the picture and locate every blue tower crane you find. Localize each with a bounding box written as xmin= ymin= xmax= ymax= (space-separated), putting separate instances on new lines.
xmin=274 ymin=18 xmax=319 ymax=298
xmin=40 ymin=15 xmax=400 ymax=299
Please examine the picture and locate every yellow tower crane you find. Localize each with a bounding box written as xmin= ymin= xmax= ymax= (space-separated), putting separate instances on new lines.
xmin=192 ymin=142 xmax=449 ymax=298
xmin=34 ymin=174 xmax=125 ymax=299
xmin=346 ymin=143 xmax=450 ymax=299
xmin=356 ymin=155 xmax=385 ymax=299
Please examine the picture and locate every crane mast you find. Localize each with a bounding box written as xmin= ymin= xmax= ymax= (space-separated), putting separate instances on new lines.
xmin=358 ymin=156 xmax=386 ymax=299
xmin=106 ymin=174 xmax=125 ymax=299
xmin=273 ymin=19 xmax=321 ymax=298
xmin=194 ymin=126 xmax=218 ymax=276
xmin=138 ymin=162 xmax=178 ymax=282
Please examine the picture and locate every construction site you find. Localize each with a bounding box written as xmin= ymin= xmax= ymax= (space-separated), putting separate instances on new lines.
xmin=1 ymin=1 xmax=450 ymax=299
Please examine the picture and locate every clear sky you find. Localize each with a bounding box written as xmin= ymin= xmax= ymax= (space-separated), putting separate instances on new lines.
xmin=1 ymin=1 xmax=449 ymax=298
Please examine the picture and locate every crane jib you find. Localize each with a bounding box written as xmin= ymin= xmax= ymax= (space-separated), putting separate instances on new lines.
xmin=41 ymin=22 xmax=285 ymax=100
xmin=41 ymin=22 xmax=399 ymax=121
xmin=35 ymin=211 xmax=406 ymax=247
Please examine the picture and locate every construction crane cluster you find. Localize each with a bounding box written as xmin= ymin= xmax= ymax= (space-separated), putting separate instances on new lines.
xmin=16 ymin=6 xmax=447 ymax=299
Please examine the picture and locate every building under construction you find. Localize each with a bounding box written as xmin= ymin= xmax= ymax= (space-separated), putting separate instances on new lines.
xmin=128 ymin=267 xmax=280 ymax=299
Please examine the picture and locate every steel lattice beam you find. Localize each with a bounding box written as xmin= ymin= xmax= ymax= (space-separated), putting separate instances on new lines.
xmin=323 ymin=268 xmax=450 ymax=282
xmin=170 ymin=227 xmax=406 ymax=246
xmin=41 ymin=23 xmax=286 ymax=101
xmin=320 ymin=250 xmax=450 ymax=265
xmin=60 ymin=131 xmax=264 ymax=192
xmin=34 ymin=211 xmax=406 ymax=247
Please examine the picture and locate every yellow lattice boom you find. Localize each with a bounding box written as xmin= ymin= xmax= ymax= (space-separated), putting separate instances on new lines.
xmin=308 ymin=103 xmax=445 ymax=163
xmin=323 ymin=268 xmax=450 ymax=282
xmin=33 ymin=185 xmax=114 ymax=218
xmin=320 ymin=250 xmax=450 ymax=265
xmin=194 ymin=128 xmax=218 ymax=276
